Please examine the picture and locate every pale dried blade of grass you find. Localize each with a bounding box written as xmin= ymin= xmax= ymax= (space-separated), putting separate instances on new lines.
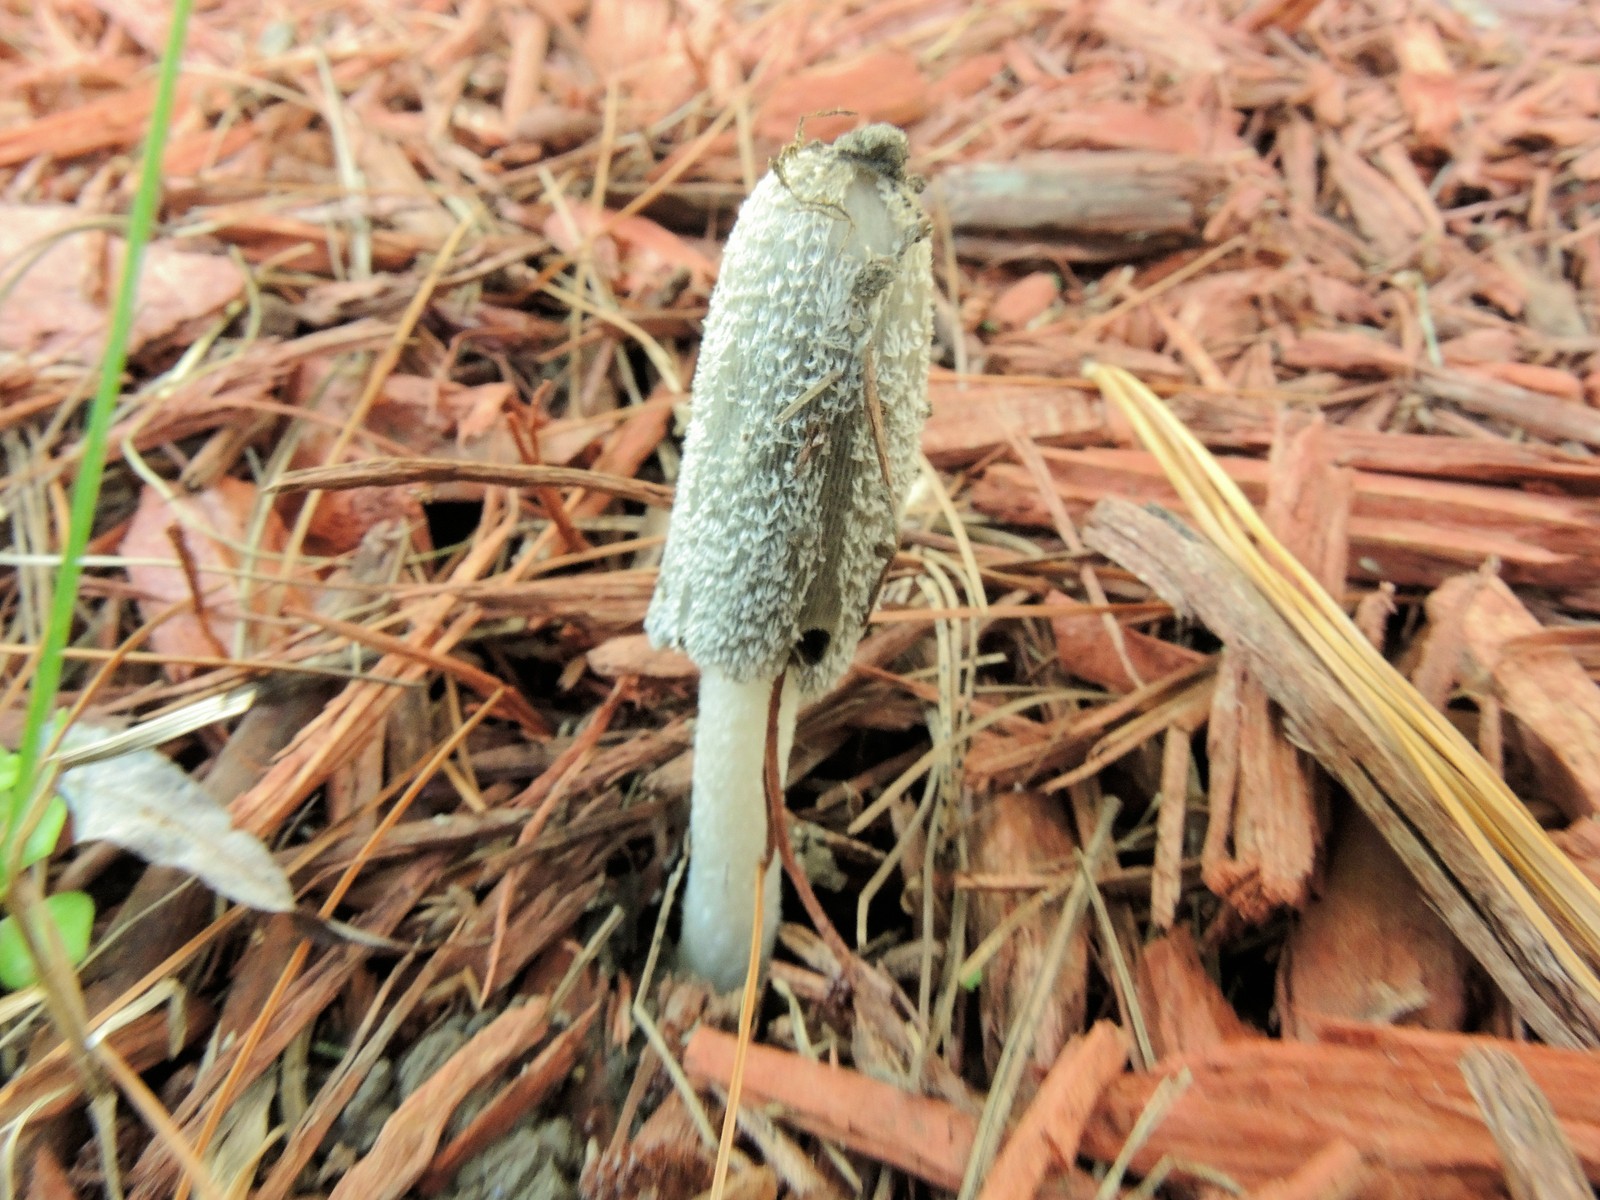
xmin=53 ymin=725 xmax=292 ymax=913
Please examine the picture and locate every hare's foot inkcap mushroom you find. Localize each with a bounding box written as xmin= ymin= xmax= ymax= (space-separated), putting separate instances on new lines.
xmin=645 ymin=123 xmax=934 ymax=990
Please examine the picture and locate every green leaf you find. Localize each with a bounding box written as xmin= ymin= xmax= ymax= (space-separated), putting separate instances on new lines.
xmin=17 ymin=797 xmax=67 ymax=871
xmin=0 ymin=891 xmax=96 ymax=990
xmin=0 ymin=747 xmax=65 ymax=876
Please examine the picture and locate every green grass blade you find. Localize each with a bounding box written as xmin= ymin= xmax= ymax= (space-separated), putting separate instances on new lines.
xmin=6 ymin=0 xmax=195 ymax=861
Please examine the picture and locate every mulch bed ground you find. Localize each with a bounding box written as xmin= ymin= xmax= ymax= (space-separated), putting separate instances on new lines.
xmin=5 ymin=0 xmax=1600 ymax=1197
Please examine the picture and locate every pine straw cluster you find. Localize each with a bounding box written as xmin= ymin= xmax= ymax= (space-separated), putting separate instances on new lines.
xmin=4 ymin=0 xmax=1600 ymax=1197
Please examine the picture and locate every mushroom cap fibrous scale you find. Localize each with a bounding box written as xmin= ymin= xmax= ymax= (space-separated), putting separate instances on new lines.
xmin=646 ymin=124 xmax=934 ymax=697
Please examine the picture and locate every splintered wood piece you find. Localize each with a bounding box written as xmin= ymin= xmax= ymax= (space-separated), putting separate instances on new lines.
xmin=1205 ymin=418 xmax=1347 ymax=920
xmin=1236 ymin=0 xmax=1326 ymax=34
xmin=979 ymin=1022 xmax=1130 ymax=1200
xmin=0 ymin=203 xmax=244 ymax=367
xmin=1151 ymin=725 xmax=1194 ymax=929
xmin=586 ymin=632 xmax=698 ymax=679
xmin=119 ymin=477 xmax=299 ymax=672
xmin=683 ymin=1027 xmax=977 ymax=1192
xmin=0 ymin=997 xmax=215 ymax=1126
xmin=1460 ymin=1046 xmax=1590 ymax=1200
xmin=1555 ymin=817 xmax=1600 ymax=890
xmin=755 ymin=49 xmax=931 ymax=141
xmin=969 ymin=791 xmax=1089 ymax=1098
xmin=1136 ymin=925 xmax=1259 ymax=1060
xmin=1410 ymin=573 xmax=1479 ymax=712
xmin=989 ymin=272 xmax=1063 ymax=331
xmin=1424 ymin=572 xmax=1600 ymax=820
xmin=1422 ymin=369 xmax=1600 ymax=449
xmin=1303 ymin=428 xmax=1600 ymax=490
xmin=1278 ymin=808 xmax=1470 ymax=1037
xmin=1393 ymin=20 xmax=1460 ymax=147
xmin=26 ymin=1147 xmax=78 ymax=1200
xmin=1081 ymin=1026 xmax=1600 ymax=1193
xmin=1082 ymin=498 xmax=1600 ymax=1046
xmin=1204 ymin=660 xmax=1317 ymax=918
xmin=329 ymin=1000 xmax=553 ymax=1200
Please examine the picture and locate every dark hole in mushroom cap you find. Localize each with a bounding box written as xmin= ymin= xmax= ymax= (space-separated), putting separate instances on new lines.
xmin=795 ymin=628 xmax=831 ymax=666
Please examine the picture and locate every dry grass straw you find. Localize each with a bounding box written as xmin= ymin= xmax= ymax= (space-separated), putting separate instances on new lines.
xmin=1089 ymin=362 xmax=1600 ymax=1041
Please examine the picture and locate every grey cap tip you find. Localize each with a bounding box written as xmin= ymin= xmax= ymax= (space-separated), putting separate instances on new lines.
xmin=832 ymin=123 xmax=910 ymax=179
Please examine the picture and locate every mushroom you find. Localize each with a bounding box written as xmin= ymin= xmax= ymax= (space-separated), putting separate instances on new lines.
xmin=646 ymin=124 xmax=934 ymax=990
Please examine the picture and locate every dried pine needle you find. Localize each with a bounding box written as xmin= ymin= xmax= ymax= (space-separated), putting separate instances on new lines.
xmin=1087 ymin=363 xmax=1600 ymax=1018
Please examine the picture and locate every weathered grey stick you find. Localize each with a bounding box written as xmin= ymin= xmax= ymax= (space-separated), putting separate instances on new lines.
xmin=1460 ymin=1046 xmax=1591 ymax=1200
xmin=1422 ymin=368 xmax=1600 ymax=448
xmin=620 ymin=151 xmax=1228 ymax=261
xmin=1082 ymin=497 xmax=1600 ymax=1047
xmin=931 ymin=152 xmax=1228 ymax=252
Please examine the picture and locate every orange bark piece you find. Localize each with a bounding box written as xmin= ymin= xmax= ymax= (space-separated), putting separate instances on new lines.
xmin=756 ymin=50 xmax=931 ymax=142
xmin=1137 ymin=925 xmax=1259 ymax=1060
xmin=988 ymin=272 xmax=1061 ymax=332
xmin=970 ymin=447 xmax=1600 ymax=591
xmin=1236 ymin=0 xmax=1325 ymax=33
xmin=979 ymin=1021 xmax=1130 ymax=1200
xmin=929 ymin=52 xmax=1007 ymax=104
xmin=545 ymin=206 xmax=716 ymax=293
xmin=1050 ymin=591 xmax=1205 ymax=694
xmin=1393 ymin=21 xmax=1459 ymax=147
xmin=420 ymin=1000 xmax=601 ymax=1192
xmin=1204 ymin=660 xmax=1318 ymax=919
xmin=1279 ymin=329 xmax=1416 ymax=375
xmin=586 ymin=633 xmax=697 ymax=680
xmin=922 ymin=374 xmax=1107 ymax=466
xmin=0 ymin=79 xmax=191 ymax=167
xmin=1278 ymin=809 xmax=1470 ymax=1037
xmin=1206 ymin=418 xmax=1348 ymax=918
xmin=1555 ymin=816 xmax=1600 ymax=889
xmin=682 ymin=1027 xmax=977 ymax=1192
xmin=1082 ymin=1025 xmax=1600 ymax=1193
xmin=1464 ymin=361 xmax=1583 ymax=403
xmin=1248 ymin=1140 xmax=1367 ymax=1200
xmin=1041 ymin=102 xmax=1221 ymax=156
xmin=1428 ymin=572 xmax=1600 ymax=819
xmin=0 ymin=204 xmax=244 ymax=366
xmin=119 ymin=478 xmax=300 ymax=674
xmin=26 ymin=1147 xmax=78 ymax=1200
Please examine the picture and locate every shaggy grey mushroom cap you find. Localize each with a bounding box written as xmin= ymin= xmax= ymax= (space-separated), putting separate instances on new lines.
xmin=645 ymin=124 xmax=934 ymax=695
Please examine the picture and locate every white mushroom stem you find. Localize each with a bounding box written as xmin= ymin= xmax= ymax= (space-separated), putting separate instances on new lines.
xmin=680 ymin=667 xmax=799 ymax=992
xmin=645 ymin=125 xmax=932 ymax=990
